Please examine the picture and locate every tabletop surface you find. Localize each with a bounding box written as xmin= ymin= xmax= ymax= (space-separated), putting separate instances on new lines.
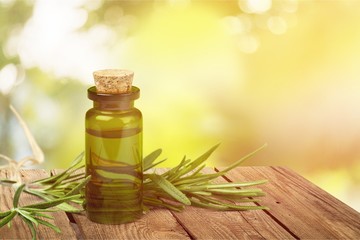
xmin=1 ymin=167 xmax=360 ymax=239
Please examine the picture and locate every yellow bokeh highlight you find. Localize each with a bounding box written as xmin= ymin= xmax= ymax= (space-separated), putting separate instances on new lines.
xmin=121 ymin=5 xmax=244 ymax=164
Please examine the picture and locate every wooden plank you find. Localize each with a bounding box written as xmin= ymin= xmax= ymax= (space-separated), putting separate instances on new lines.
xmin=51 ymin=170 xmax=190 ymax=240
xmin=166 ymin=168 xmax=293 ymax=240
xmin=203 ymin=168 xmax=295 ymax=239
xmin=72 ymin=208 xmax=190 ymax=240
xmin=0 ymin=169 xmax=77 ymax=239
xmin=223 ymin=166 xmax=360 ymax=239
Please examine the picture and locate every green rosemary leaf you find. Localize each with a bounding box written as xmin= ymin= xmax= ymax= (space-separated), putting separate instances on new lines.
xmin=190 ymin=191 xmax=212 ymax=196
xmin=61 ymin=173 xmax=86 ymax=184
xmin=69 ymin=199 xmax=83 ymax=205
xmin=32 ymin=212 xmax=54 ymax=220
xmin=177 ymin=185 xmax=207 ymax=192
xmin=26 ymin=188 xmax=83 ymax=213
xmin=144 ymin=158 xmax=167 ymax=172
xmin=20 ymin=207 xmax=58 ymax=213
xmin=143 ymin=190 xmax=179 ymax=200
xmin=17 ymin=209 xmax=39 ymax=227
xmin=32 ymin=172 xmax=65 ymax=185
xmin=194 ymin=193 xmax=233 ymax=205
xmin=33 ymin=152 xmax=84 ymax=184
xmin=0 ymin=210 xmax=11 ymax=219
xmin=190 ymin=198 xmax=229 ymax=210
xmin=187 ymin=164 xmax=206 ymax=179
xmin=217 ymin=144 xmax=267 ymax=175
xmin=0 ymin=179 xmax=17 ymax=185
xmin=176 ymin=144 xmax=219 ymax=178
xmin=13 ymin=184 xmax=26 ymax=208
xmin=27 ymin=189 xmax=62 ymax=204
xmin=143 ymin=196 xmax=163 ymax=204
xmin=47 ymin=165 xmax=84 ymax=190
xmin=212 ymin=190 xmax=264 ymax=197
xmin=64 ymin=175 xmax=90 ymax=197
xmin=25 ymin=194 xmax=80 ymax=209
xmin=148 ymin=174 xmax=191 ymax=205
xmin=95 ymin=170 xmax=141 ymax=183
xmin=25 ymin=189 xmax=52 ymax=201
xmin=162 ymin=156 xmax=187 ymax=180
xmin=156 ymin=202 xmax=184 ymax=212
xmin=143 ymin=149 xmax=162 ymax=171
xmin=36 ymin=218 xmax=61 ymax=233
xmin=167 ymin=160 xmax=194 ymax=182
xmin=211 ymin=195 xmax=261 ymax=202
xmin=143 ymin=197 xmax=185 ymax=212
xmin=205 ymin=180 xmax=268 ymax=189
xmin=191 ymin=195 xmax=268 ymax=211
xmin=207 ymin=188 xmax=263 ymax=194
xmin=173 ymin=145 xmax=267 ymax=186
xmin=22 ymin=216 xmax=37 ymax=240
xmin=172 ymin=175 xmax=215 ymax=186
xmin=55 ymin=202 xmax=82 ymax=213
xmin=224 ymin=204 xmax=269 ymax=211
xmin=0 ymin=211 xmax=17 ymax=228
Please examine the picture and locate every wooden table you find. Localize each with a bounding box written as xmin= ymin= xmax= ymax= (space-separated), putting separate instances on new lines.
xmin=1 ymin=167 xmax=360 ymax=239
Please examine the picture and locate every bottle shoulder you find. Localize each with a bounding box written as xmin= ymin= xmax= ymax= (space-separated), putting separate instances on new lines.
xmin=86 ymin=108 xmax=142 ymax=130
xmin=86 ymin=108 xmax=142 ymax=118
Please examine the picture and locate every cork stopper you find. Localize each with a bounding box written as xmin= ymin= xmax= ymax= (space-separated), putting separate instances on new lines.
xmin=93 ymin=69 xmax=134 ymax=94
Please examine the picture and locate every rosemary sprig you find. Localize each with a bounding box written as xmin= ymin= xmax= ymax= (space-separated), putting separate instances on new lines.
xmin=143 ymin=144 xmax=268 ymax=212
xmin=0 ymin=175 xmax=90 ymax=240
xmin=0 ymin=144 xmax=268 ymax=238
xmin=24 ymin=152 xmax=87 ymax=213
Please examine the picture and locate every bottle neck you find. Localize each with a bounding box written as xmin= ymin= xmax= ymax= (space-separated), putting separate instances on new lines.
xmin=93 ymin=100 xmax=134 ymax=110
xmin=88 ymin=86 xmax=140 ymax=111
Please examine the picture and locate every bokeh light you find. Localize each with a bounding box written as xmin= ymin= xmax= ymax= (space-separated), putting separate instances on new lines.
xmin=239 ymin=0 xmax=272 ymax=14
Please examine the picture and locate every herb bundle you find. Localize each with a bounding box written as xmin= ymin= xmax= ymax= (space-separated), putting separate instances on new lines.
xmin=0 ymin=144 xmax=268 ymax=239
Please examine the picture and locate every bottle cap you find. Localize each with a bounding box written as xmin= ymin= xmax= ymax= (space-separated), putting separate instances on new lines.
xmin=93 ymin=69 xmax=134 ymax=94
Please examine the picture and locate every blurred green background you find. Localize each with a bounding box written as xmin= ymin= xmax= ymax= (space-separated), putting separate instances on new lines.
xmin=0 ymin=0 xmax=359 ymax=211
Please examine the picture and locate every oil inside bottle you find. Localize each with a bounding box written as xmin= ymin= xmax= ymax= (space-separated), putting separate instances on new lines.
xmin=85 ymin=126 xmax=143 ymax=224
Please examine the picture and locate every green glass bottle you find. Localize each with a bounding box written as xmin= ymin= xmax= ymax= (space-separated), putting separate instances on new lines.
xmin=85 ymin=84 xmax=143 ymax=224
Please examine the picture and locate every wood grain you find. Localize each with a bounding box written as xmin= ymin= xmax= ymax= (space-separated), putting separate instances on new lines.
xmin=72 ymin=208 xmax=190 ymax=240
xmin=51 ymin=169 xmax=190 ymax=240
xmin=1 ymin=167 xmax=359 ymax=239
xmin=0 ymin=169 xmax=77 ymax=239
xmin=168 ymin=168 xmax=294 ymax=240
xmin=202 ymin=168 xmax=295 ymax=240
xmin=222 ymin=166 xmax=360 ymax=239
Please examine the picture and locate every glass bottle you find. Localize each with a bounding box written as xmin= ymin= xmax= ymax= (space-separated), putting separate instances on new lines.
xmin=85 ymin=86 xmax=143 ymax=224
